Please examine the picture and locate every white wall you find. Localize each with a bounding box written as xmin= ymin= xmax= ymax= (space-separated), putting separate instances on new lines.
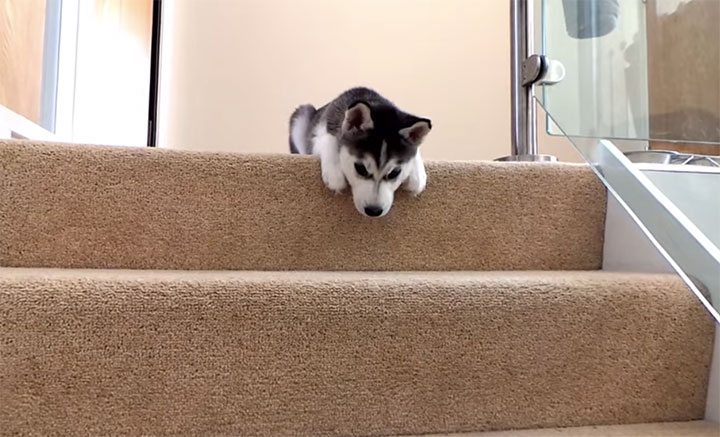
xmin=709 ymin=332 xmax=720 ymax=423
xmin=603 ymin=192 xmax=719 ymax=423
xmin=602 ymin=193 xmax=673 ymax=273
xmin=159 ymin=0 xmax=578 ymax=162
xmin=642 ymin=167 xmax=720 ymax=249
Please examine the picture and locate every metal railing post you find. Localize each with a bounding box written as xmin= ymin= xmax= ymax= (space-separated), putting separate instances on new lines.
xmin=498 ymin=0 xmax=557 ymax=162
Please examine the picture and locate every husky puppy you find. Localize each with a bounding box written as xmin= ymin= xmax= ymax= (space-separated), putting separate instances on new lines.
xmin=289 ymin=87 xmax=431 ymax=217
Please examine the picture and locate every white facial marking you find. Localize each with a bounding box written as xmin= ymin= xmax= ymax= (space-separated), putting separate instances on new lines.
xmin=339 ymin=147 xmax=415 ymax=217
xmin=380 ymin=141 xmax=388 ymax=169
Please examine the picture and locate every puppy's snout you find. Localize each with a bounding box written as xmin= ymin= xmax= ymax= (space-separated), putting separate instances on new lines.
xmin=363 ymin=206 xmax=383 ymax=217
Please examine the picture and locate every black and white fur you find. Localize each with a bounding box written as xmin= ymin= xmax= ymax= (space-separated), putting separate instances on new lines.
xmin=289 ymin=87 xmax=431 ymax=217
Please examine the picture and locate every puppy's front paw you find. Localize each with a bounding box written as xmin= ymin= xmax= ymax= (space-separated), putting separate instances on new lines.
xmin=404 ymin=165 xmax=427 ymax=196
xmin=322 ymin=166 xmax=347 ymax=193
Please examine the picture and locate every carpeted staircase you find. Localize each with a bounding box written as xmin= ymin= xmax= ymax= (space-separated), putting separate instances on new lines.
xmin=0 ymin=140 xmax=716 ymax=436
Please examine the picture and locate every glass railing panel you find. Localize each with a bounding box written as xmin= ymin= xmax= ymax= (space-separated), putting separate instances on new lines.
xmin=539 ymin=98 xmax=720 ymax=322
xmin=539 ymin=0 xmax=719 ymax=154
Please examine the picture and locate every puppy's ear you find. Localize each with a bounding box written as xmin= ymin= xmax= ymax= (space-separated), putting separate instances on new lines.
xmin=342 ymin=102 xmax=374 ymax=134
xmin=399 ymin=118 xmax=432 ymax=146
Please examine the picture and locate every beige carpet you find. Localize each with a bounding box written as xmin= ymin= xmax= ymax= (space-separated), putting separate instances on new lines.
xmin=0 ymin=140 xmax=606 ymax=271
xmin=0 ymin=268 xmax=713 ymax=436
xmin=0 ymin=140 xmax=713 ymax=436
xmin=419 ymin=421 xmax=720 ymax=436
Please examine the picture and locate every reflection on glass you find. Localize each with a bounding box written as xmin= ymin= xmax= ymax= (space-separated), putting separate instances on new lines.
xmin=539 ymin=98 xmax=720 ymax=321
xmin=540 ymin=0 xmax=719 ymax=153
xmin=538 ymin=0 xmax=720 ymax=320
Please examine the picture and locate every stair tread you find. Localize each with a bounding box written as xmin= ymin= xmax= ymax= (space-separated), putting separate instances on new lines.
xmin=419 ymin=421 xmax=720 ymax=437
xmin=0 ymin=140 xmax=606 ymax=271
xmin=1 ymin=267 xmax=713 ymax=436
xmin=0 ymin=268 xmax=699 ymax=301
xmin=0 ymin=266 xmax=689 ymax=283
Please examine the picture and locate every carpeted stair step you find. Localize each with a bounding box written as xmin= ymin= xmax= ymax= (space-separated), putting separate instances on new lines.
xmin=0 ymin=269 xmax=713 ymax=436
xmin=416 ymin=420 xmax=720 ymax=436
xmin=0 ymin=140 xmax=606 ymax=271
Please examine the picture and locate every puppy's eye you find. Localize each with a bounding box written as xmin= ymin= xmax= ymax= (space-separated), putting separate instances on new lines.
xmin=354 ymin=163 xmax=371 ymax=178
xmin=385 ymin=167 xmax=402 ymax=180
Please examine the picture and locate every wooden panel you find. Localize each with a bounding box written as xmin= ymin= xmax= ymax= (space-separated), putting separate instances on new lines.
xmin=646 ymin=0 xmax=720 ymax=154
xmin=0 ymin=0 xmax=47 ymax=125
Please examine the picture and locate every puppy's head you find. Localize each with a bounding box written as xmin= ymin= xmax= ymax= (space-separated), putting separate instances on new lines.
xmin=338 ymin=101 xmax=431 ymax=217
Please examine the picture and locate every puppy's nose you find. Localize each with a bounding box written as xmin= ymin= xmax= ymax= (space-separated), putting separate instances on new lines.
xmin=364 ymin=206 xmax=384 ymax=217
